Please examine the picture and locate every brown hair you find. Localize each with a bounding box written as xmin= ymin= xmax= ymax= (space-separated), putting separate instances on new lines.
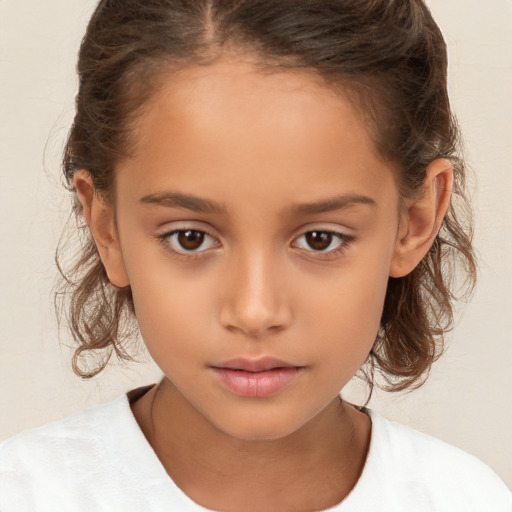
xmin=57 ymin=0 xmax=476 ymax=391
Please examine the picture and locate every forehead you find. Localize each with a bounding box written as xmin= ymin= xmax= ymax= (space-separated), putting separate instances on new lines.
xmin=136 ymin=58 xmax=377 ymax=157
xmin=117 ymin=58 xmax=397 ymax=210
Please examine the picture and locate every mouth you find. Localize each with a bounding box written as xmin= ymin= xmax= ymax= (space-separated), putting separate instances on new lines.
xmin=210 ymin=357 xmax=305 ymax=398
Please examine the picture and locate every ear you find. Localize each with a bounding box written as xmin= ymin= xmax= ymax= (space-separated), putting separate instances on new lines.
xmin=73 ymin=170 xmax=130 ymax=288
xmin=390 ymin=158 xmax=453 ymax=278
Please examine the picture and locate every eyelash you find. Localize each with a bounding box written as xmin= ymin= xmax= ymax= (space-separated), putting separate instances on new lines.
xmin=157 ymin=228 xmax=355 ymax=262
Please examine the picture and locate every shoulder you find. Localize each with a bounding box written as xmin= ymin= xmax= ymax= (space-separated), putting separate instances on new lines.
xmin=358 ymin=409 xmax=512 ymax=512
xmin=0 ymin=395 xmax=132 ymax=511
xmin=0 ymin=394 xmax=126 ymax=468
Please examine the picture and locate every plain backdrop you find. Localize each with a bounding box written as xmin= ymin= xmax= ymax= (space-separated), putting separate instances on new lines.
xmin=1 ymin=0 xmax=511 ymax=488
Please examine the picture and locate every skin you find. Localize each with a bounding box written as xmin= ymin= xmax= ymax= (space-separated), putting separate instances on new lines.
xmin=75 ymin=56 xmax=452 ymax=512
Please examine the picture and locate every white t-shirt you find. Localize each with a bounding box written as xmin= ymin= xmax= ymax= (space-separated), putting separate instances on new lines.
xmin=0 ymin=386 xmax=510 ymax=512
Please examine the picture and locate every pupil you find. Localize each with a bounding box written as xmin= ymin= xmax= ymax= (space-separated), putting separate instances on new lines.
xmin=178 ymin=230 xmax=204 ymax=250
xmin=306 ymin=231 xmax=332 ymax=251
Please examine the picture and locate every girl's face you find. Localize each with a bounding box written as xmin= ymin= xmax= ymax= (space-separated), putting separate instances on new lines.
xmin=112 ymin=59 xmax=403 ymax=440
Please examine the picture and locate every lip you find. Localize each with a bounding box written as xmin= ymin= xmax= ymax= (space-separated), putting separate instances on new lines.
xmin=210 ymin=357 xmax=304 ymax=398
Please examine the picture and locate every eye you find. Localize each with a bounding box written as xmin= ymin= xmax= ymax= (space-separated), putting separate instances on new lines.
xmin=160 ymin=229 xmax=220 ymax=255
xmin=293 ymin=230 xmax=353 ymax=257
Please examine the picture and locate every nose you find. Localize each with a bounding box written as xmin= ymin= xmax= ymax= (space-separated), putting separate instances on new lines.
xmin=218 ymin=247 xmax=293 ymax=337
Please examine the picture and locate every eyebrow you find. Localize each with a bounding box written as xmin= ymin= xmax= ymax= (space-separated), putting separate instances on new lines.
xmin=139 ymin=191 xmax=377 ymax=216
xmin=140 ymin=191 xmax=228 ymax=215
xmin=291 ymin=194 xmax=377 ymax=215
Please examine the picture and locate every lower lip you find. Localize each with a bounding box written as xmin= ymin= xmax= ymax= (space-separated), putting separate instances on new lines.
xmin=211 ymin=367 xmax=302 ymax=397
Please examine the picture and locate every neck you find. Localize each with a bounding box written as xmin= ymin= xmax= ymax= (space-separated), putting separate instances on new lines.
xmin=131 ymin=378 xmax=371 ymax=512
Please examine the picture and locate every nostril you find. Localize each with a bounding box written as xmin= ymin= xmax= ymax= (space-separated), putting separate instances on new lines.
xmin=219 ymin=302 xmax=292 ymax=337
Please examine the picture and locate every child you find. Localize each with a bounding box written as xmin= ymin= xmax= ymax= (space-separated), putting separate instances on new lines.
xmin=1 ymin=0 xmax=510 ymax=510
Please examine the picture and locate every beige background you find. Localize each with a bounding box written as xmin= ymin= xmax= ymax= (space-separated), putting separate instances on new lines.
xmin=1 ymin=0 xmax=511 ymax=488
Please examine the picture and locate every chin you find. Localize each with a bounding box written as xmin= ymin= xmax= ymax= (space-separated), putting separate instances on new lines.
xmin=209 ymin=408 xmax=309 ymax=442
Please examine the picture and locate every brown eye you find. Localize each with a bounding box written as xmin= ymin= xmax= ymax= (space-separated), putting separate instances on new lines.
xmin=304 ymin=231 xmax=333 ymax=251
xmin=162 ymin=229 xmax=220 ymax=256
xmin=177 ymin=230 xmax=205 ymax=251
xmin=293 ymin=230 xmax=352 ymax=258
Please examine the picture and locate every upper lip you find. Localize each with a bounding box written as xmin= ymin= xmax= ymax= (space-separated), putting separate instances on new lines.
xmin=211 ymin=357 xmax=299 ymax=372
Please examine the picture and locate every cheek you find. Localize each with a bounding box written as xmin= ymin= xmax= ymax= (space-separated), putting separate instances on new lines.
xmin=304 ymin=259 xmax=390 ymax=364
xmin=127 ymin=257 xmax=219 ymax=362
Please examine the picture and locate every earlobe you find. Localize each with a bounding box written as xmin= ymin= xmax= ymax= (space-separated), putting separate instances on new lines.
xmin=73 ymin=170 xmax=130 ymax=288
xmin=390 ymin=159 xmax=453 ymax=278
